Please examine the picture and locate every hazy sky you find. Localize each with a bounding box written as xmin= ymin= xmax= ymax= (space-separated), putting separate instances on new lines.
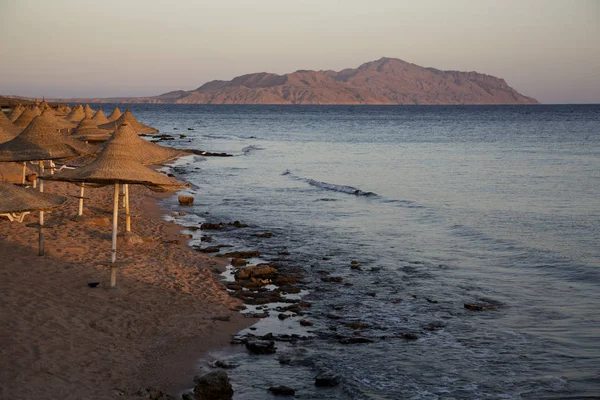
xmin=1 ymin=0 xmax=598 ymax=103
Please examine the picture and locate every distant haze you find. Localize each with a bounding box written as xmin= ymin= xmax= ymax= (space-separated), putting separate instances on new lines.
xmin=0 ymin=0 xmax=598 ymax=104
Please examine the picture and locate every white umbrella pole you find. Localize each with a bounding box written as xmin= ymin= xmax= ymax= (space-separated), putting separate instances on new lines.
xmin=78 ymin=183 xmax=85 ymax=217
xmin=21 ymin=162 xmax=26 ymax=185
xmin=121 ymin=184 xmax=126 ymax=208
xmin=38 ymin=160 xmax=45 ymax=256
xmin=110 ymin=183 xmax=119 ymax=288
xmin=124 ymin=184 xmax=131 ymax=232
xmin=38 ymin=161 xmax=44 ymax=193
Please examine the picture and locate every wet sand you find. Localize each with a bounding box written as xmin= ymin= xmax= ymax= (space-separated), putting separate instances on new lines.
xmin=0 ymin=180 xmax=253 ymax=399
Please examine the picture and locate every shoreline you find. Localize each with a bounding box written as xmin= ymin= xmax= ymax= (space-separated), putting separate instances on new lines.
xmin=0 ymin=179 xmax=256 ymax=399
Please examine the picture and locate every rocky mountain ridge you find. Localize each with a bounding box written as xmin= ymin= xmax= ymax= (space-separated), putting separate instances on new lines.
xmin=143 ymin=57 xmax=538 ymax=105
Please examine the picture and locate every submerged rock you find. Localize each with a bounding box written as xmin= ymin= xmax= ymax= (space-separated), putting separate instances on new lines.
xmin=235 ymin=264 xmax=277 ymax=280
xmin=210 ymin=360 xmax=239 ymax=369
xmin=402 ymin=332 xmax=419 ymax=341
xmin=230 ymin=258 xmax=247 ymax=267
xmin=268 ymin=386 xmax=296 ymax=396
xmin=196 ymin=246 xmax=221 ymax=253
xmin=229 ymin=220 xmax=248 ymax=228
xmin=245 ymin=340 xmax=276 ymax=354
xmin=339 ymin=337 xmax=374 ymax=344
xmin=321 ymin=276 xmax=344 ymax=283
xmin=218 ymin=251 xmax=260 ymax=259
xmin=464 ymin=303 xmax=497 ymax=311
xmin=256 ymin=232 xmax=274 ymax=238
xmin=193 ymin=371 xmax=233 ymax=400
xmin=315 ymin=372 xmax=340 ymax=387
xmin=201 ymin=223 xmax=222 ymax=230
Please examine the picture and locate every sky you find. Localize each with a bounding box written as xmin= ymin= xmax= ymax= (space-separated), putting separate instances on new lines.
xmin=0 ymin=0 xmax=598 ymax=103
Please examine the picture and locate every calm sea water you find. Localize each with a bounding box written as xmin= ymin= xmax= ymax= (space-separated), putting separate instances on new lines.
xmin=113 ymin=104 xmax=599 ymax=399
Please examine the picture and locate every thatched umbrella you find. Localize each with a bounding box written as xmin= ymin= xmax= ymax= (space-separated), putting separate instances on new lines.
xmin=13 ymin=107 xmax=37 ymax=128
xmin=71 ymin=117 xmax=112 ymax=144
xmin=106 ymin=122 xmax=183 ymax=165
xmin=0 ymin=182 xmax=67 ymax=223
xmin=66 ymin=105 xmax=85 ymax=122
xmin=0 ymin=125 xmax=16 ymax=145
xmin=0 ymin=114 xmax=96 ymax=254
xmin=83 ymin=104 xmax=95 ymax=118
xmin=107 ymin=106 xmax=122 ymax=121
xmin=91 ymin=107 xmax=110 ymax=125
xmin=42 ymin=129 xmax=187 ymax=288
xmin=40 ymin=108 xmax=77 ymax=132
xmin=39 ymin=100 xmax=50 ymax=110
xmin=8 ymin=105 xmax=25 ymax=122
xmin=64 ymin=105 xmax=72 ymax=114
xmin=103 ymin=122 xmax=184 ymax=231
xmin=0 ymin=113 xmax=96 ymax=165
xmin=69 ymin=122 xmax=183 ymax=227
xmin=99 ymin=108 xmax=158 ymax=135
xmin=31 ymin=105 xmax=42 ymax=117
xmin=0 ymin=111 xmax=21 ymax=141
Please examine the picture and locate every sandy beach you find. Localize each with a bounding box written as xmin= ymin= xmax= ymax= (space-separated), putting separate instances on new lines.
xmin=0 ymin=179 xmax=252 ymax=399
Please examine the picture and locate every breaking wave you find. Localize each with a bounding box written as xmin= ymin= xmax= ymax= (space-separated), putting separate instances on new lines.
xmin=282 ymin=170 xmax=377 ymax=197
xmin=242 ymin=145 xmax=264 ymax=155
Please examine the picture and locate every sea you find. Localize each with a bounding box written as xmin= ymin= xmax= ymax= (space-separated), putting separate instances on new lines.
xmin=109 ymin=104 xmax=599 ymax=399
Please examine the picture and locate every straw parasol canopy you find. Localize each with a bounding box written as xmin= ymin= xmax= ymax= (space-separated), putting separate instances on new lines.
xmin=0 ymin=114 xmax=96 ymax=162
xmin=107 ymin=106 xmax=122 ymax=121
xmin=0 ymin=125 xmax=18 ymax=145
xmin=0 ymin=125 xmax=15 ymax=144
xmin=8 ymin=105 xmax=25 ymax=122
xmin=99 ymin=108 xmax=158 ymax=135
xmin=0 ymin=110 xmax=22 ymax=140
xmin=31 ymin=105 xmax=42 ymax=116
xmin=43 ymin=127 xmax=186 ymax=188
xmin=102 ymin=123 xmax=183 ymax=165
xmin=71 ymin=117 xmax=112 ymax=143
xmin=83 ymin=104 xmax=95 ymax=118
xmin=64 ymin=105 xmax=72 ymax=114
xmin=39 ymin=100 xmax=50 ymax=110
xmin=13 ymin=107 xmax=38 ymax=128
xmin=66 ymin=105 xmax=85 ymax=122
xmin=0 ymin=182 xmax=67 ymax=214
xmin=40 ymin=108 xmax=77 ymax=130
xmin=91 ymin=107 xmax=110 ymax=125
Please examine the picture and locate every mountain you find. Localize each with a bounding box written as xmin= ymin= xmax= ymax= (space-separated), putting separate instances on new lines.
xmin=144 ymin=57 xmax=538 ymax=105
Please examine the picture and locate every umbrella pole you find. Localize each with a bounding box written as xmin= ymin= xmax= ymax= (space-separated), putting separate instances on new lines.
xmin=124 ymin=184 xmax=131 ymax=232
xmin=38 ymin=160 xmax=45 ymax=256
xmin=78 ymin=183 xmax=85 ymax=217
xmin=21 ymin=162 xmax=26 ymax=185
xmin=110 ymin=183 xmax=119 ymax=288
xmin=38 ymin=161 xmax=44 ymax=193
